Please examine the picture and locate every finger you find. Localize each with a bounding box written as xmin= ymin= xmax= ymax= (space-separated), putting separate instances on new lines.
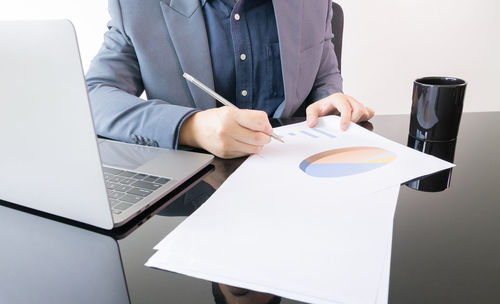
xmin=366 ymin=107 xmax=375 ymax=120
xmin=212 ymin=132 xmax=265 ymax=158
xmin=334 ymin=100 xmax=352 ymax=131
xmin=357 ymin=106 xmax=375 ymax=122
xmin=223 ymin=137 xmax=265 ymax=157
xmin=307 ymin=100 xmax=338 ymax=127
xmin=233 ymin=139 xmax=265 ymax=155
xmin=349 ymin=102 xmax=366 ymax=123
xmin=216 ymin=109 xmax=271 ymax=146
xmin=343 ymin=95 xmax=368 ymax=122
xmin=306 ymin=103 xmax=320 ymax=127
xmin=340 ymin=110 xmax=351 ymax=131
xmin=235 ymin=109 xmax=273 ymax=135
xmin=230 ymin=124 xmax=272 ymax=146
xmin=317 ymin=100 xmax=338 ymax=116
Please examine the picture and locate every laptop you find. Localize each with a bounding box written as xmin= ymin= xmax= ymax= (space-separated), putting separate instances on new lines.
xmin=0 ymin=20 xmax=214 ymax=230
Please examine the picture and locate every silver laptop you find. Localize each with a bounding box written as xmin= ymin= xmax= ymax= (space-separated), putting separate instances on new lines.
xmin=0 ymin=20 xmax=214 ymax=230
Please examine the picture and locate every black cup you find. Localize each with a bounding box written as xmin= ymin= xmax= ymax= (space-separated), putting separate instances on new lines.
xmin=409 ymin=77 xmax=466 ymax=142
xmin=406 ymin=136 xmax=457 ymax=192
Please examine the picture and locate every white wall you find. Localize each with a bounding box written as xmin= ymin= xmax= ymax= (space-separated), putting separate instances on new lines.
xmin=0 ymin=0 xmax=108 ymax=72
xmin=336 ymin=0 xmax=500 ymax=114
xmin=1 ymin=0 xmax=499 ymax=114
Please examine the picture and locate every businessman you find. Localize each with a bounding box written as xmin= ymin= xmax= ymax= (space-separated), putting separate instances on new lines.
xmin=86 ymin=0 xmax=374 ymax=158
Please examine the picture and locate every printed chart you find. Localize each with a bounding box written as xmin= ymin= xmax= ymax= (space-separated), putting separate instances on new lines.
xmin=299 ymin=147 xmax=397 ymax=178
xmin=279 ymin=128 xmax=337 ymax=140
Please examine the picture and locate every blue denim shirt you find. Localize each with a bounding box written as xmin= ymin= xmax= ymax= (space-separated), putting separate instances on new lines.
xmin=202 ymin=0 xmax=284 ymax=116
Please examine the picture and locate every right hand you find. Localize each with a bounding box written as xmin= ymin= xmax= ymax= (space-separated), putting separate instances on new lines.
xmin=179 ymin=106 xmax=273 ymax=159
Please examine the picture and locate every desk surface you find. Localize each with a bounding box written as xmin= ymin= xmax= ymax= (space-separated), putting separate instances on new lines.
xmin=1 ymin=112 xmax=499 ymax=304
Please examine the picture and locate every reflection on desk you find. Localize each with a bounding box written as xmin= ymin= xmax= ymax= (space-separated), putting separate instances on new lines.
xmin=212 ymin=283 xmax=281 ymax=304
xmin=0 ymin=205 xmax=129 ymax=304
xmin=406 ymin=136 xmax=457 ymax=192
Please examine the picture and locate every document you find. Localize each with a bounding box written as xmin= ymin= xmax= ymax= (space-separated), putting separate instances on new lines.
xmin=147 ymin=185 xmax=399 ymax=304
xmin=146 ymin=116 xmax=454 ymax=303
xmin=244 ymin=115 xmax=453 ymax=201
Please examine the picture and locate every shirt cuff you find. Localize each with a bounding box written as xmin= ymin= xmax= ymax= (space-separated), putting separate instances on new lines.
xmin=173 ymin=109 xmax=201 ymax=150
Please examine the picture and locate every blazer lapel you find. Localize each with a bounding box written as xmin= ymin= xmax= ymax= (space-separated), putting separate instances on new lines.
xmin=273 ymin=0 xmax=303 ymax=117
xmin=160 ymin=0 xmax=216 ymax=110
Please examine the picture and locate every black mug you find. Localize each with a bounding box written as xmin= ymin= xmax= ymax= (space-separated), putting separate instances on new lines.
xmin=409 ymin=77 xmax=466 ymax=142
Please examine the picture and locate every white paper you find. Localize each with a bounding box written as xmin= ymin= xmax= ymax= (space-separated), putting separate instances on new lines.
xmin=147 ymin=185 xmax=399 ymax=304
xmin=146 ymin=116 xmax=451 ymax=303
xmin=243 ymin=116 xmax=453 ymax=201
xmin=375 ymin=230 xmax=394 ymax=304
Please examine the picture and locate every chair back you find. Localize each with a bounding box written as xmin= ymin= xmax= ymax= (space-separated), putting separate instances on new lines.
xmin=331 ymin=1 xmax=344 ymax=72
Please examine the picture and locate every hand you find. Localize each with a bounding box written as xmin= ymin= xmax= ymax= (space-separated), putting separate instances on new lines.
xmin=179 ymin=106 xmax=273 ymax=159
xmin=306 ymin=92 xmax=375 ymax=130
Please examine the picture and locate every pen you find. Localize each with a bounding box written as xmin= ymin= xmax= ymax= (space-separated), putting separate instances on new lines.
xmin=183 ymin=72 xmax=284 ymax=143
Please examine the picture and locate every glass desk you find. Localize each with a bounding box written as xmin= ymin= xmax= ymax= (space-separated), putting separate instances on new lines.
xmin=1 ymin=112 xmax=499 ymax=304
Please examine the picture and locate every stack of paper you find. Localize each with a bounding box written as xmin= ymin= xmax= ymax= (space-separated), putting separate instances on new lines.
xmin=146 ymin=116 xmax=453 ymax=303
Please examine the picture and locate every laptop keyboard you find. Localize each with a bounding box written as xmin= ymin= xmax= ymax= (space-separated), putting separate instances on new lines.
xmin=102 ymin=167 xmax=170 ymax=215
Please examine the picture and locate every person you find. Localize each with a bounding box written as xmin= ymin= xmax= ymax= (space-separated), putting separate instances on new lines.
xmin=86 ymin=0 xmax=374 ymax=159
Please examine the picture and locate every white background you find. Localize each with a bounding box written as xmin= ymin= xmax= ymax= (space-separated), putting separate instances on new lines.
xmin=0 ymin=0 xmax=108 ymax=73
xmin=1 ymin=0 xmax=499 ymax=114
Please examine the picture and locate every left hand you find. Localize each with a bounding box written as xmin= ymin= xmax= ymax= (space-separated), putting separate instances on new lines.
xmin=306 ymin=92 xmax=375 ymax=130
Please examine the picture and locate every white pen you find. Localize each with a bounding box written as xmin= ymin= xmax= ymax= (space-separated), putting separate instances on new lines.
xmin=183 ymin=72 xmax=284 ymax=143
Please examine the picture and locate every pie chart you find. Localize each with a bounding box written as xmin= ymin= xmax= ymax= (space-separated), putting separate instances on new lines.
xmin=299 ymin=146 xmax=397 ymax=178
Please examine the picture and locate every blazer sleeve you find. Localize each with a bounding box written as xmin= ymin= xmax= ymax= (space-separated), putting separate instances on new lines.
xmin=307 ymin=2 xmax=343 ymax=102
xmin=85 ymin=0 xmax=197 ymax=149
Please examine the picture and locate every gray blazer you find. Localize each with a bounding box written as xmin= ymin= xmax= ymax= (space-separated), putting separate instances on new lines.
xmin=86 ymin=0 xmax=343 ymax=149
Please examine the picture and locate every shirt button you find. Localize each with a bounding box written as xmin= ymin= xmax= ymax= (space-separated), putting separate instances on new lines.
xmin=234 ymin=14 xmax=240 ymax=21
xmin=241 ymin=90 xmax=248 ymax=97
xmin=240 ymin=54 xmax=247 ymax=61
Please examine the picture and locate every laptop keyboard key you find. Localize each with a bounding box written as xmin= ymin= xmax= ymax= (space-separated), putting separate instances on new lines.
xmin=127 ymin=187 xmax=153 ymax=197
xmin=114 ymin=202 xmax=133 ymax=211
xmin=119 ymin=194 xmax=143 ymax=204
xmin=110 ymin=176 xmax=123 ymax=183
xmin=119 ymin=171 xmax=136 ymax=178
xmin=131 ymin=180 xmax=162 ymax=191
xmin=132 ymin=173 xmax=147 ymax=180
xmin=115 ymin=185 xmax=132 ymax=192
xmin=108 ymin=191 xmax=125 ymax=200
xmin=143 ymin=176 xmax=158 ymax=183
xmin=109 ymin=199 xmax=120 ymax=207
xmin=155 ymin=178 xmax=170 ymax=185
xmin=106 ymin=182 xmax=120 ymax=190
xmin=119 ymin=178 xmax=135 ymax=185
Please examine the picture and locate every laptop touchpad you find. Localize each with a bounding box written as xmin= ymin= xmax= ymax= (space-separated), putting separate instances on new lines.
xmin=98 ymin=140 xmax=161 ymax=171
